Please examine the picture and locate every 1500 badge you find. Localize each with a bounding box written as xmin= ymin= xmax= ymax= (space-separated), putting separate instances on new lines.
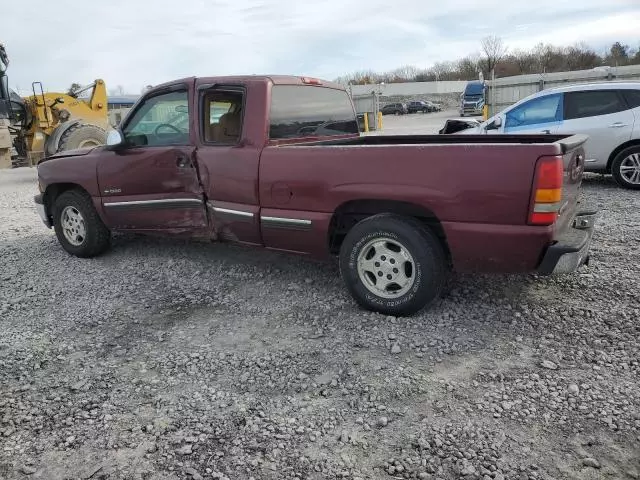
xmin=103 ymin=188 xmax=122 ymax=194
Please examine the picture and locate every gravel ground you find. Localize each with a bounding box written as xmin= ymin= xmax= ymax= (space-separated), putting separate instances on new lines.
xmin=0 ymin=167 xmax=639 ymax=480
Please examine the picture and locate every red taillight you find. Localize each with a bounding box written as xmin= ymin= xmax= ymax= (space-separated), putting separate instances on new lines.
xmin=529 ymin=155 xmax=563 ymax=226
xmin=301 ymin=77 xmax=322 ymax=85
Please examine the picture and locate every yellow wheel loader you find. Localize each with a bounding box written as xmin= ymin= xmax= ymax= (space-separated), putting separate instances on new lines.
xmin=0 ymin=43 xmax=109 ymax=168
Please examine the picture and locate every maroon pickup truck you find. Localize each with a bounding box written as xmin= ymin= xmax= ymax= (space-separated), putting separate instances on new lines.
xmin=34 ymin=75 xmax=597 ymax=316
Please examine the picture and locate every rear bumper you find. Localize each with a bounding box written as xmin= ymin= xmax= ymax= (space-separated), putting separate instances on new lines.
xmin=34 ymin=194 xmax=52 ymax=228
xmin=537 ymin=210 xmax=598 ymax=275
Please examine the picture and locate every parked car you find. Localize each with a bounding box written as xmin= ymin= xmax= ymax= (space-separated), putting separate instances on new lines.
xmin=449 ymin=82 xmax=640 ymax=189
xmin=425 ymin=101 xmax=442 ymax=112
xmin=380 ymin=103 xmax=408 ymax=115
xmin=34 ymin=75 xmax=597 ymax=316
xmin=407 ymin=101 xmax=432 ymax=113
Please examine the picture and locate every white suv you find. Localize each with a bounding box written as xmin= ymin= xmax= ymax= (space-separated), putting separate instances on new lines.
xmin=456 ymin=82 xmax=640 ymax=189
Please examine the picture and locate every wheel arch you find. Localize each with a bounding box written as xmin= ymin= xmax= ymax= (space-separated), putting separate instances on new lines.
xmin=43 ymin=183 xmax=91 ymax=218
xmin=328 ymin=199 xmax=451 ymax=265
xmin=606 ymin=139 xmax=640 ymax=172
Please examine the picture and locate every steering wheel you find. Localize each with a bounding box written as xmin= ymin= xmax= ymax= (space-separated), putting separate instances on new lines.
xmin=154 ymin=123 xmax=182 ymax=135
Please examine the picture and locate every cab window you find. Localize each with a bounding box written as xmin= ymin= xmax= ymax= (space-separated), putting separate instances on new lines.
xmin=122 ymin=90 xmax=189 ymax=147
xmin=505 ymin=93 xmax=562 ymax=128
xmin=201 ymin=89 xmax=244 ymax=144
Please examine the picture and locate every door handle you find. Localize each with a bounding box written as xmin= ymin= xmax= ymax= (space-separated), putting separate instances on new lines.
xmin=609 ymin=123 xmax=628 ymax=128
xmin=176 ymin=155 xmax=191 ymax=168
xmin=541 ymin=129 xmax=551 ymax=134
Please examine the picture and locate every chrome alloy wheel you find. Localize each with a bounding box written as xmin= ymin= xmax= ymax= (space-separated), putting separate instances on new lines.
xmin=356 ymin=237 xmax=416 ymax=299
xmin=60 ymin=206 xmax=86 ymax=246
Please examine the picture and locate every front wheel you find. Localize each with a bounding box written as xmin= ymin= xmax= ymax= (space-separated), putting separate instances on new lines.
xmin=339 ymin=214 xmax=447 ymax=316
xmin=53 ymin=190 xmax=111 ymax=257
xmin=611 ymin=146 xmax=640 ymax=190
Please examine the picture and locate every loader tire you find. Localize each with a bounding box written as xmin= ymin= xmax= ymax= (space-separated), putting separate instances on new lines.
xmin=57 ymin=124 xmax=106 ymax=152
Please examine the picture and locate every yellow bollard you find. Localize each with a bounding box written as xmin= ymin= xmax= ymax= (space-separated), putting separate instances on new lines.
xmin=482 ymin=104 xmax=489 ymax=121
xmin=363 ymin=112 xmax=369 ymax=132
xmin=377 ymin=111 xmax=383 ymax=130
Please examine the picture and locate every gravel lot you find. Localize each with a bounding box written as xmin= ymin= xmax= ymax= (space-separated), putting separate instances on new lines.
xmin=0 ymin=166 xmax=639 ymax=480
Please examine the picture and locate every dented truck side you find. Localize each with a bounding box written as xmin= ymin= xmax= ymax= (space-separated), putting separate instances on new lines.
xmin=34 ymin=75 xmax=598 ymax=315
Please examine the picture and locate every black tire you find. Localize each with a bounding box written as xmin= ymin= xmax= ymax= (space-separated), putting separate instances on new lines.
xmin=57 ymin=124 xmax=107 ymax=152
xmin=53 ymin=190 xmax=111 ymax=257
xmin=339 ymin=214 xmax=447 ymax=316
xmin=611 ymin=146 xmax=640 ymax=190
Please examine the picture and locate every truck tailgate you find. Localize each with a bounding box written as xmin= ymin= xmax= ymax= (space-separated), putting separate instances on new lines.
xmin=553 ymin=134 xmax=588 ymax=238
xmin=536 ymin=134 xmax=598 ymax=275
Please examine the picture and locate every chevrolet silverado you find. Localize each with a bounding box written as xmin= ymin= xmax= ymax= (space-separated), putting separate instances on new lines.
xmin=34 ymin=75 xmax=597 ymax=316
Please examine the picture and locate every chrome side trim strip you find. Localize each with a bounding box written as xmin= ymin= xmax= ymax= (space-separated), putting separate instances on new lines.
xmin=212 ymin=207 xmax=254 ymax=218
xmin=104 ymin=198 xmax=203 ymax=207
xmin=260 ymin=216 xmax=312 ymax=231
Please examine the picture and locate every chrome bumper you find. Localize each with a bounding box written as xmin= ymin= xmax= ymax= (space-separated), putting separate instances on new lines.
xmin=34 ymin=194 xmax=52 ymax=228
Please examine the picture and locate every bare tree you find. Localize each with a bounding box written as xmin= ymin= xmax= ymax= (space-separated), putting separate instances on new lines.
xmin=429 ymin=61 xmax=455 ymax=81
xmin=481 ymin=36 xmax=507 ymax=76
xmin=334 ymin=39 xmax=640 ymax=85
xmin=457 ymin=55 xmax=481 ymax=80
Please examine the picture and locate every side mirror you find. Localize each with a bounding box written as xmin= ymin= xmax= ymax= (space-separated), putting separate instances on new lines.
xmin=486 ymin=116 xmax=502 ymax=130
xmin=106 ymin=129 xmax=124 ymax=146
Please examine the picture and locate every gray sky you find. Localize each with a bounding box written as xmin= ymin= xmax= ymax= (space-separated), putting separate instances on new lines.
xmin=3 ymin=0 xmax=639 ymax=94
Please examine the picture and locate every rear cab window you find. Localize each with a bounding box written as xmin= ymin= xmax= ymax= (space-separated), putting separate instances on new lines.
xmin=269 ymin=85 xmax=359 ymax=139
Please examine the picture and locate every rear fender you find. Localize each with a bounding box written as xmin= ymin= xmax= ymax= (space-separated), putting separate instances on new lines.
xmin=44 ymin=120 xmax=81 ymax=156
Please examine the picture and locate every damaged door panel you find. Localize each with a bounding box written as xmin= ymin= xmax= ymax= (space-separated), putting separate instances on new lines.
xmin=98 ymin=146 xmax=207 ymax=231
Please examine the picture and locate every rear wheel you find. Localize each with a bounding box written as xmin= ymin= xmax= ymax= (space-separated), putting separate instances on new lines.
xmin=53 ymin=190 xmax=111 ymax=257
xmin=339 ymin=214 xmax=447 ymax=316
xmin=611 ymin=146 xmax=640 ymax=190
xmin=57 ymin=124 xmax=107 ymax=152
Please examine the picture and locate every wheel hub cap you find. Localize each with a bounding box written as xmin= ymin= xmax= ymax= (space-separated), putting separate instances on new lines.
xmin=61 ymin=206 xmax=86 ymax=246
xmin=620 ymin=153 xmax=640 ymax=184
xmin=356 ymin=238 xmax=415 ymax=299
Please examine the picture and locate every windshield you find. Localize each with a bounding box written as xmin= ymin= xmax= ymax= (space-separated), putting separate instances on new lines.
xmin=464 ymin=82 xmax=484 ymax=96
